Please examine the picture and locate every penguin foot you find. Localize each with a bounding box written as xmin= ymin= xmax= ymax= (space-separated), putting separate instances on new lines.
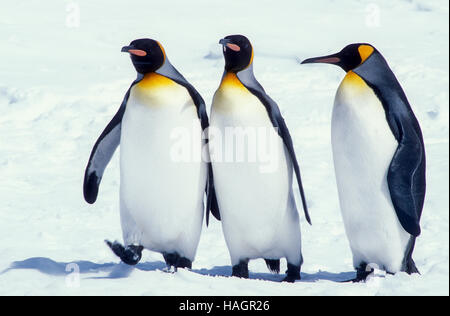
xmin=343 ymin=263 xmax=374 ymax=283
xmin=163 ymin=265 xmax=177 ymax=274
xmin=105 ymin=240 xmax=143 ymax=266
xmin=341 ymin=263 xmax=395 ymax=283
xmin=282 ymin=263 xmax=301 ymax=283
xmin=232 ymin=260 xmax=249 ymax=279
xmin=163 ymin=252 xmax=192 ymax=271
xmin=264 ymin=259 xmax=280 ymax=274
xmin=177 ymin=257 xmax=192 ymax=269
xmin=352 ymin=272 xmax=373 ymax=283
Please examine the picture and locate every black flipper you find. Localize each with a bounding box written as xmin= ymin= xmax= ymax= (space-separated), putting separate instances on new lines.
xmin=206 ymin=165 xmax=221 ymax=226
xmin=83 ymin=78 xmax=142 ymax=204
xmin=264 ymin=259 xmax=280 ymax=274
xmin=156 ymin=60 xmax=220 ymax=225
xmin=355 ymin=52 xmax=426 ymax=237
xmin=236 ymin=66 xmax=311 ymax=224
xmin=105 ymin=240 xmax=143 ymax=266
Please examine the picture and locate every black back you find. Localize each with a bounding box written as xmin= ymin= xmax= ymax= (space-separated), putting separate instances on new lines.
xmin=354 ymin=52 xmax=426 ymax=237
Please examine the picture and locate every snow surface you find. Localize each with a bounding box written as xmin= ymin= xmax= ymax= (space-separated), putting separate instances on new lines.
xmin=0 ymin=0 xmax=448 ymax=296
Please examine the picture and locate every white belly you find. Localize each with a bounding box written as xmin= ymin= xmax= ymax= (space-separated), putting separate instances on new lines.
xmin=210 ymin=83 xmax=301 ymax=265
xmin=119 ymin=81 xmax=206 ymax=260
xmin=331 ymin=74 xmax=410 ymax=273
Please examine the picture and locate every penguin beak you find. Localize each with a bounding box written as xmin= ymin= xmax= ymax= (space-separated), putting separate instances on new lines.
xmin=121 ymin=46 xmax=147 ymax=57
xmin=219 ymin=38 xmax=232 ymax=46
xmin=121 ymin=46 xmax=134 ymax=53
xmin=301 ymin=53 xmax=341 ymax=65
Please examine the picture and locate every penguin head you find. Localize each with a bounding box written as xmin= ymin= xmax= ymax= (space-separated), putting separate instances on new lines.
xmin=219 ymin=35 xmax=254 ymax=72
xmin=122 ymin=39 xmax=166 ymax=74
xmin=301 ymin=43 xmax=376 ymax=72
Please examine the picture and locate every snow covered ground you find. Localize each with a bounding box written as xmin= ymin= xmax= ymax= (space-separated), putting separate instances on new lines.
xmin=0 ymin=0 xmax=448 ymax=295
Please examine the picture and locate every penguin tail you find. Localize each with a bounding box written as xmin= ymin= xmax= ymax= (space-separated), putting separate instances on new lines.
xmin=403 ymin=237 xmax=420 ymax=275
xmin=405 ymin=257 xmax=420 ymax=275
xmin=264 ymin=259 xmax=280 ymax=274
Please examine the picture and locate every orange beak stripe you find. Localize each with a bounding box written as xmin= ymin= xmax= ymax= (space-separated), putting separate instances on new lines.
xmin=128 ymin=49 xmax=147 ymax=57
xmin=226 ymin=43 xmax=241 ymax=52
xmin=314 ymin=57 xmax=341 ymax=64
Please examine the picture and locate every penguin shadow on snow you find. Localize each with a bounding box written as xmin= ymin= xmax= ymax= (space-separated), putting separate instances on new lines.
xmin=3 ymin=257 xmax=355 ymax=282
xmin=2 ymin=257 xmax=166 ymax=279
xmin=192 ymin=266 xmax=283 ymax=282
xmin=3 ymin=258 xmax=276 ymax=281
xmin=192 ymin=265 xmax=355 ymax=283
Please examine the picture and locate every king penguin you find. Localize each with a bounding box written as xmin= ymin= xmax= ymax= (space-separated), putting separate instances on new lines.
xmin=83 ymin=38 xmax=220 ymax=270
xmin=302 ymin=44 xmax=426 ymax=281
xmin=209 ymin=35 xmax=311 ymax=282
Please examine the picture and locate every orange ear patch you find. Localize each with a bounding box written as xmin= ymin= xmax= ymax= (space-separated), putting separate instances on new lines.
xmin=248 ymin=43 xmax=254 ymax=67
xmin=156 ymin=41 xmax=166 ymax=60
xmin=226 ymin=43 xmax=241 ymax=52
xmin=129 ymin=49 xmax=147 ymax=57
xmin=358 ymin=45 xmax=374 ymax=63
